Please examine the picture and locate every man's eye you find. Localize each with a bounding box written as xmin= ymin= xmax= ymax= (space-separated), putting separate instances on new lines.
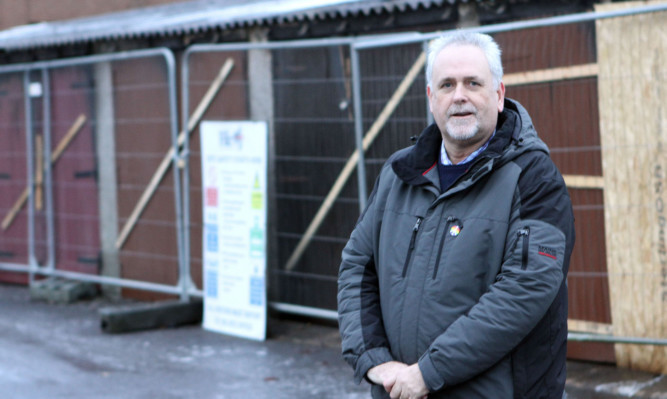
xmin=442 ymin=82 xmax=452 ymax=88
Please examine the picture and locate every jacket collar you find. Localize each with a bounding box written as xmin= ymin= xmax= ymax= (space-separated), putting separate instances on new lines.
xmin=392 ymin=99 xmax=520 ymax=187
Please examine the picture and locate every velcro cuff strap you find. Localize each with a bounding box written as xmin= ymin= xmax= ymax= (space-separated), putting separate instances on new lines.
xmin=354 ymin=347 xmax=394 ymax=385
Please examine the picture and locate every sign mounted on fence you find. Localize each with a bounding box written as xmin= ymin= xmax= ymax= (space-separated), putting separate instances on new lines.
xmin=200 ymin=121 xmax=267 ymax=341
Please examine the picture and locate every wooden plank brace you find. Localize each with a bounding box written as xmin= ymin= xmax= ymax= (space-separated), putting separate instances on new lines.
xmin=284 ymin=52 xmax=427 ymax=271
xmin=115 ymin=58 xmax=235 ymax=249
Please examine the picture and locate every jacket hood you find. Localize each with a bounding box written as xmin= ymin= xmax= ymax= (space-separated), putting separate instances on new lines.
xmin=500 ymin=97 xmax=549 ymax=162
xmin=392 ymin=98 xmax=549 ymax=187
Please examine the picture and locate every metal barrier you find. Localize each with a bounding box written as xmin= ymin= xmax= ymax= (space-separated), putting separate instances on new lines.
xmin=0 ymin=4 xmax=665 ymax=359
xmin=181 ymin=37 xmax=357 ymax=320
xmin=0 ymin=48 xmax=185 ymax=298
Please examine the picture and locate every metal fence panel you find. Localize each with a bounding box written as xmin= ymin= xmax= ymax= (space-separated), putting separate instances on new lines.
xmin=0 ymin=49 xmax=184 ymax=298
xmin=182 ymin=39 xmax=357 ymax=317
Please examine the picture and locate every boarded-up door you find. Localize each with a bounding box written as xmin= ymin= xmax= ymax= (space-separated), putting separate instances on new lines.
xmin=50 ymin=66 xmax=100 ymax=274
xmin=0 ymin=73 xmax=29 ymax=283
xmin=596 ymin=1 xmax=667 ymax=374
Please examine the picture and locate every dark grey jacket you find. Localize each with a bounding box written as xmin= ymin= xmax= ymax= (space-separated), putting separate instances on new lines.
xmin=337 ymin=98 xmax=575 ymax=398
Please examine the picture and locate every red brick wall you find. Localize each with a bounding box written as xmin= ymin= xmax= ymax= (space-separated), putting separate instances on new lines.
xmin=0 ymin=0 xmax=182 ymax=31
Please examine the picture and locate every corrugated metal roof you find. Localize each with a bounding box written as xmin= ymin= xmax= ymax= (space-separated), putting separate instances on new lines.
xmin=0 ymin=0 xmax=451 ymax=51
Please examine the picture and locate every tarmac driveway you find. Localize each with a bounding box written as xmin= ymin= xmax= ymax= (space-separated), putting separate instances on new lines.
xmin=1 ymin=283 xmax=665 ymax=399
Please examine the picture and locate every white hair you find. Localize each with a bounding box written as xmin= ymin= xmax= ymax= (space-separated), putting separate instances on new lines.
xmin=426 ymin=31 xmax=503 ymax=90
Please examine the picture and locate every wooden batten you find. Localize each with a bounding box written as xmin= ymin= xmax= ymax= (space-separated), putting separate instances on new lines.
xmin=504 ymin=63 xmax=598 ymax=87
xmin=596 ymin=1 xmax=667 ymax=374
xmin=563 ymin=174 xmax=604 ymax=190
xmin=34 ymin=134 xmax=43 ymax=211
xmin=568 ymin=319 xmax=614 ymax=336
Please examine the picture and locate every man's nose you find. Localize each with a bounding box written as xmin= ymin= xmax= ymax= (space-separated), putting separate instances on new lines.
xmin=452 ymin=84 xmax=468 ymax=102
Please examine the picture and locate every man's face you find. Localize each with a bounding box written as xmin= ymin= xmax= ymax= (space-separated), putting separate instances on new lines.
xmin=427 ymin=44 xmax=505 ymax=148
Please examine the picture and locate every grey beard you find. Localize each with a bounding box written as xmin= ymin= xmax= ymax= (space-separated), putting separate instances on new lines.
xmin=445 ymin=121 xmax=479 ymax=141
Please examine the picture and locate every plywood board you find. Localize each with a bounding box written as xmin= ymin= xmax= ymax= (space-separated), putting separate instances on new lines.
xmin=596 ymin=1 xmax=667 ymax=374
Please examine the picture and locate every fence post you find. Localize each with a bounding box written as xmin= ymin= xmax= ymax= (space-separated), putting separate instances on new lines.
xmin=94 ymin=62 xmax=121 ymax=300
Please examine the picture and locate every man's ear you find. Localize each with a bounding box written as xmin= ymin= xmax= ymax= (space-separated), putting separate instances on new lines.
xmin=427 ymin=85 xmax=434 ymax=114
xmin=497 ymin=82 xmax=505 ymax=112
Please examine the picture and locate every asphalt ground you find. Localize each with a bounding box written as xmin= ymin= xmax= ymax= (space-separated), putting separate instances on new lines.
xmin=0 ymin=283 xmax=665 ymax=399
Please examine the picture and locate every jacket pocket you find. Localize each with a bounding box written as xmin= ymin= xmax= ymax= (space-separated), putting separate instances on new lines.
xmin=401 ymin=217 xmax=422 ymax=278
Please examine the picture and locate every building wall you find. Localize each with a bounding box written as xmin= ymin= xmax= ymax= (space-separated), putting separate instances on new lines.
xmin=0 ymin=0 xmax=623 ymax=367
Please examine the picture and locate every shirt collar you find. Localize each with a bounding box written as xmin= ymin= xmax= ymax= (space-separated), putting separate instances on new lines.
xmin=440 ymin=130 xmax=496 ymax=166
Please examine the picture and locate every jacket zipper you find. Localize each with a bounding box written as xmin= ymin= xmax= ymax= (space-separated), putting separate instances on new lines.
xmin=518 ymin=227 xmax=530 ymax=270
xmin=432 ymin=216 xmax=460 ymax=279
xmin=401 ymin=217 xmax=423 ymax=278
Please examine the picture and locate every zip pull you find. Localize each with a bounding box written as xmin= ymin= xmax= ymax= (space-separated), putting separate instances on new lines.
xmin=409 ymin=217 xmax=423 ymax=250
xmin=402 ymin=217 xmax=423 ymax=278
xmin=517 ymin=227 xmax=530 ymax=270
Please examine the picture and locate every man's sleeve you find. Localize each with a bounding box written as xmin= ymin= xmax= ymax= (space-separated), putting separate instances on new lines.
xmin=337 ymin=172 xmax=394 ymax=384
xmin=418 ymin=153 xmax=575 ymax=391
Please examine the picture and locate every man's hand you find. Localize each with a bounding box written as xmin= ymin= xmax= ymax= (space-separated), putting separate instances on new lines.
xmin=385 ymin=363 xmax=428 ymax=399
xmin=366 ymin=361 xmax=408 ymax=386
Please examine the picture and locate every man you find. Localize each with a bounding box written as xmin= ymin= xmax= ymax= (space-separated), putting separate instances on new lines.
xmin=337 ymin=31 xmax=575 ymax=399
